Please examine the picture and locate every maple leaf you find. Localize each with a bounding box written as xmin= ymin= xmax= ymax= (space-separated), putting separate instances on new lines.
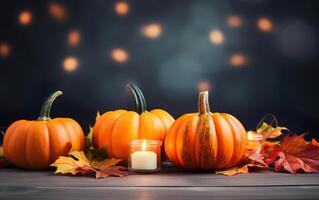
xmin=51 ymin=151 xmax=128 ymax=179
xmin=268 ymin=134 xmax=319 ymax=174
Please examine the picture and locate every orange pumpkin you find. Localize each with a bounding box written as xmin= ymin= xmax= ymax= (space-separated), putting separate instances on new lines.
xmin=93 ymin=84 xmax=174 ymax=160
xmin=3 ymin=91 xmax=85 ymax=169
xmin=165 ymin=91 xmax=248 ymax=170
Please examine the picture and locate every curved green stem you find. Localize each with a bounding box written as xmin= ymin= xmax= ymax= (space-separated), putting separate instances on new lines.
xmin=38 ymin=91 xmax=63 ymax=121
xmin=198 ymin=91 xmax=211 ymax=115
xmin=126 ymin=84 xmax=147 ymax=114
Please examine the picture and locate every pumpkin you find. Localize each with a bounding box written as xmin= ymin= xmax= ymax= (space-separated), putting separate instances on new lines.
xmin=3 ymin=91 xmax=85 ymax=169
xmin=164 ymin=91 xmax=248 ymax=170
xmin=93 ymin=84 xmax=174 ymax=160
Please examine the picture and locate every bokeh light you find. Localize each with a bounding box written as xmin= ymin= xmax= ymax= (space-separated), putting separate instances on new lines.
xmin=110 ymin=48 xmax=129 ymax=63
xmin=114 ymin=1 xmax=129 ymax=16
xmin=198 ymin=81 xmax=211 ymax=92
xmin=63 ymin=56 xmax=79 ymax=72
xmin=68 ymin=30 xmax=81 ymax=47
xmin=0 ymin=43 xmax=11 ymax=57
xmin=18 ymin=10 xmax=32 ymax=26
xmin=229 ymin=54 xmax=247 ymax=67
xmin=49 ymin=2 xmax=66 ymax=21
xmin=140 ymin=23 xmax=162 ymax=39
xmin=257 ymin=17 xmax=273 ymax=32
xmin=209 ymin=30 xmax=224 ymax=45
xmin=227 ymin=15 xmax=242 ymax=27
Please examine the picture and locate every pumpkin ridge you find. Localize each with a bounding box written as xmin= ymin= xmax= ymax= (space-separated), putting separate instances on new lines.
xmin=3 ymin=120 xmax=23 ymax=162
xmin=175 ymin=114 xmax=195 ymax=167
xmin=109 ymin=111 xmax=128 ymax=158
xmin=54 ymin=119 xmax=72 ymax=153
xmin=221 ymin=113 xmax=240 ymax=168
xmin=93 ymin=111 xmax=114 ymax=149
xmin=150 ymin=110 xmax=169 ymax=133
xmin=24 ymin=121 xmax=39 ymax=168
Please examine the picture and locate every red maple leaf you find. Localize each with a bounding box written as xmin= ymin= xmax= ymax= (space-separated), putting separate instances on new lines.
xmin=266 ymin=134 xmax=319 ymax=174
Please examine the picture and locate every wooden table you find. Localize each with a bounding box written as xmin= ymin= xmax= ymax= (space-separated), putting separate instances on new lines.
xmin=1 ymin=165 xmax=319 ymax=200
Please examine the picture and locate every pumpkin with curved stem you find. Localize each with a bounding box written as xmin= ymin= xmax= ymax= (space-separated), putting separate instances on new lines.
xmin=3 ymin=91 xmax=85 ymax=169
xmin=93 ymin=84 xmax=174 ymax=160
xmin=164 ymin=91 xmax=248 ymax=170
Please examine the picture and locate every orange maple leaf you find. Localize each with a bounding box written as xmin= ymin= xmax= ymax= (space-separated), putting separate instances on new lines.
xmin=270 ymin=134 xmax=319 ymax=174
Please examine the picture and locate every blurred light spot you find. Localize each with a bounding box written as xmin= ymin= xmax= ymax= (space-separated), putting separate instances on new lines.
xmin=257 ymin=18 xmax=272 ymax=32
xmin=281 ymin=21 xmax=317 ymax=61
xmin=49 ymin=2 xmax=66 ymax=21
xmin=198 ymin=81 xmax=211 ymax=91
xmin=229 ymin=54 xmax=247 ymax=67
xmin=227 ymin=15 xmax=242 ymax=27
xmin=114 ymin=2 xmax=129 ymax=16
xmin=209 ymin=30 xmax=224 ymax=45
xmin=141 ymin=23 xmax=162 ymax=39
xmin=68 ymin=31 xmax=81 ymax=47
xmin=63 ymin=57 xmax=79 ymax=72
xmin=110 ymin=48 xmax=129 ymax=63
xmin=18 ymin=11 xmax=32 ymax=26
xmin=0 ymin=43 xmax=11 ymax=57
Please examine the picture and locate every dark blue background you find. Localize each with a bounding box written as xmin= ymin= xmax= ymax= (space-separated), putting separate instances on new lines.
xmin=0 ymin=0 xmax=318 ymax=138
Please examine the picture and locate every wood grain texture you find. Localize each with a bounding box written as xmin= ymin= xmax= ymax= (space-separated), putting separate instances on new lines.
xmin=1 ymin=186 xmax=319 ymax=200
xmin=1 ymin=165 xmax=319 ymax=200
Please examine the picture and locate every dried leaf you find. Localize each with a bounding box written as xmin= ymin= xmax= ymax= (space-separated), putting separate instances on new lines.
xmin=51 ymin=151 xmax=128 ymax=179
xmin=269 ymin=134 xmax=319 ymax=174
xmin=257 ymin=122 xmax=288 ymax=140
xmin=0 ymin=146 xmax=4 ymax=158
xmin=216 ymin=165 xmax=249 ymax=176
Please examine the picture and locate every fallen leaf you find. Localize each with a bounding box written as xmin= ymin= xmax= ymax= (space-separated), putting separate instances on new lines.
xmin=269 ymin=134 xmax=319 ymax=174
xmin=216 ymin=165 xmax=249 ymax=176
xmin=51 ymin=151 xmax=128 ymax=178
xmin=257 ymin=122 xmax=288 ymax=140
xmin=0 ymin=146 xmax=4 ymax=158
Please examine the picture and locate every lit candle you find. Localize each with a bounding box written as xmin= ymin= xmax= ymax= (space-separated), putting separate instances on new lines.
xmin=247 ymin=131 xmax=263 ymax=150
xmin=131 ymin=140 xmax=157 ymax=170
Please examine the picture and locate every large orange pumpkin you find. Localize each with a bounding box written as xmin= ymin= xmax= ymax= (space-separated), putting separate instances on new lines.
xmin=165 ymin=91 xmax=248 ymax=170
xmin=93 ymin=84 xmax=174 ymax=160
xmin=3 ymin=91 xmax=85 ymax=169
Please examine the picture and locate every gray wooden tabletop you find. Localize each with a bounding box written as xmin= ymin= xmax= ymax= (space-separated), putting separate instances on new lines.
xmin=1 ymin=165 xmax=319 ymax=200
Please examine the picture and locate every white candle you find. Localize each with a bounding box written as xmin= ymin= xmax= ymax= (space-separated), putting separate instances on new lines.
xmin=131 ymin=151 xmax=157 ymax=170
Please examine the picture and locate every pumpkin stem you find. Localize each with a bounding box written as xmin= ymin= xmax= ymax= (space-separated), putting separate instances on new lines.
xmin=198 ymin=91 xmax=211 ymax=115
xmin=38 ymin=91 xmax=63 ymax=121
xmin=126 ymin=84 xmax=147 ymax=114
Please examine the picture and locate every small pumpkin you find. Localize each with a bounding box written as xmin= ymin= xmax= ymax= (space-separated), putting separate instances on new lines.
xmin=165 ymin=91 xmax=248 ymax=170
xmin=93 ymin=84 xmax=174 ymax=160
xmin=3 ymin=91 xmax=85 ymax=169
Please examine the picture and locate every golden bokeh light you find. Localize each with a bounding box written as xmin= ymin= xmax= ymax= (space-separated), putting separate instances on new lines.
xmin=141 ymin=23 xmax=162 ymax=39
xmin=110 ymin=48 xmax=129 ymax=63
xmin=257 ymin=18 xmax=273 ymax=32
xmin=0 ymin=43 xmax=11 ymax=57
xmin=209 ymin=30 xmax=224 ymax=45
xmin=18 ymin=11 xmax=32 ymax=26
xmin=198 ymin=81 xmax=211 ymax=92
xmin=63 ymin=56 xmax=79 ymax=72
xmin=68 ymin=31 xmax=81 ymax=47
xmin=229 ymin=54 xmax=247 ymax=67
xmin=227 ymin=15 xmax=242 ymax=27
xmin=49 ymin=2 xmax=66 ymax=21
xmin=114 ymin=2 xmax=129 ymax=16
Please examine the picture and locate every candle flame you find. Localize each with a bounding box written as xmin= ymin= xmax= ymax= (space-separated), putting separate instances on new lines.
xmin=142 ymin=139 xmax=147 ymax=151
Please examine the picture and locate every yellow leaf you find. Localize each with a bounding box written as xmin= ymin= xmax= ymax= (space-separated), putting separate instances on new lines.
xmin=51 ymin=151 xmax=91 ymax=175
xmin=256 ymin=122 xmax=288 ymax=139
xmin=216 ymin=165 xmax=249 ymax=176
xmin=92 ymin=158 xmax=121 ymax=171
xmin=96 ymin=111 xmax=101 ymax=121
xmin=0 ymin=146 xmax=4 ymax=158
xmin=86 ymin=126 xmax=93 ymax=147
